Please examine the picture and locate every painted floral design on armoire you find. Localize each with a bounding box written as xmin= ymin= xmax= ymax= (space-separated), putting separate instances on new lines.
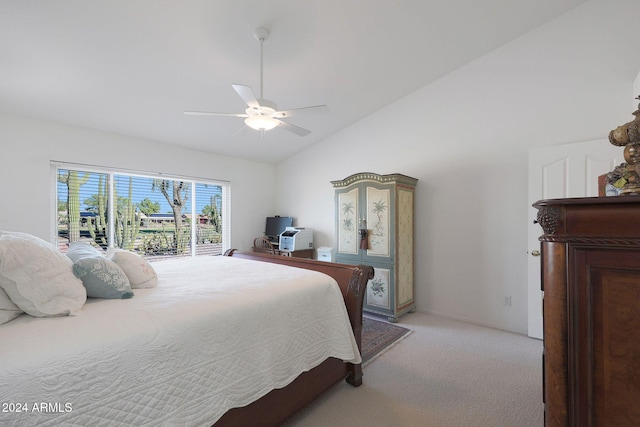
xmin=332 ymin=172 xmax=417 ymax=322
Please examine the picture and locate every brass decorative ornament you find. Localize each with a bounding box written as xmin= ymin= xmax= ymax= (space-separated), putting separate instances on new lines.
xmin=609 ymin=95 xmax=640 ymax=195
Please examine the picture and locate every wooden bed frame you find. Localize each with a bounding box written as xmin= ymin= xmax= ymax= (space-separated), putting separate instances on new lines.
xmin=216 ymin=250 xmax=374 ymax=426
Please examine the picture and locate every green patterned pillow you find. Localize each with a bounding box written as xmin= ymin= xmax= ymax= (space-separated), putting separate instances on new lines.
xmin=67 ymin=243 xmax=133 ymax=299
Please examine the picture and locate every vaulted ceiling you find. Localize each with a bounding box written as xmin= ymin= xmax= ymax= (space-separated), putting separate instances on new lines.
xmin=0 ymin=0 xmax=586 ymax=163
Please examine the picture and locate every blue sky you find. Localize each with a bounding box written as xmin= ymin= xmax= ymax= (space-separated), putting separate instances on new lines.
xmin=57 ymin=171 xmax=221 ymax=214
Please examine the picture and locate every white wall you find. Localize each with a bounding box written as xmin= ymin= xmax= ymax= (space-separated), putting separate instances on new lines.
xmin=0 ymin=113 xmax=276 ymax=251
xmin=275 ymin=0 xmax=640 ymax=333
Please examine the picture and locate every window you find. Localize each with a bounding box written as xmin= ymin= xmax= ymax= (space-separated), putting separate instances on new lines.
xmin=53 ymin=162 xmax=230 ymax=258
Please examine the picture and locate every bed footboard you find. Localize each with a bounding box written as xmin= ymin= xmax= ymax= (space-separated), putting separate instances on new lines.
xmin=217 ymin=250 xmax=373 ymax=426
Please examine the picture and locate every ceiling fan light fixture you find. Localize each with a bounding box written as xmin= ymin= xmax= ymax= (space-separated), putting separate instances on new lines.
xmin=244 ymin=115 xmax=279 ymax=131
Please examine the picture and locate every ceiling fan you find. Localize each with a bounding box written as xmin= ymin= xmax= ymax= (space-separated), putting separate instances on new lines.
xmin=185 ymin=28 xmax=329 ymax=137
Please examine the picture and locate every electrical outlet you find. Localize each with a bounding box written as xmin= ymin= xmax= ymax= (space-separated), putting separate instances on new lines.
xmin=503 ymin=296 xmax=512 ymax=306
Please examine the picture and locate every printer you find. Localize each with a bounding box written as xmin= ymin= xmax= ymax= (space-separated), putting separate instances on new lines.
xmin=279 ymin=227 xmax=313 ymax=252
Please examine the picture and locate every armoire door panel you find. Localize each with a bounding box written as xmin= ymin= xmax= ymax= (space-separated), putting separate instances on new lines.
xmin=572 ymin=248 xmax=640 ymax=427
xmin=337 ymin=188 xmax=359 ymax=256
xmin=365 ymin=265 xmax=392 ymax=311
xmin=365 ymin=186 xmax=391 ymax=257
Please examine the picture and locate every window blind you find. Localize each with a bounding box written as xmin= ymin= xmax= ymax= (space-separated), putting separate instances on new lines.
xmin=52 ymin=162 xmax=230 ymax=259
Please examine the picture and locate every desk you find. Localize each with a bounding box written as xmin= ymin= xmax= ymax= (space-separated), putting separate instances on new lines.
xmin=279 ymin=248 xmax=314 ymax=259
xmin=253 ymin=242 xmax=314 ymax=259
xmin=271 ymin=242 xmax=314 ymax=259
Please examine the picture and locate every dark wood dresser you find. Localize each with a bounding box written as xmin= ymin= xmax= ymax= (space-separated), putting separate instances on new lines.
xmin=533 ymin=196 xmax=640 ymax=427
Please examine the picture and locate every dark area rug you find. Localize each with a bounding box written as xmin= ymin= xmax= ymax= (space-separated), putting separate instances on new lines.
xmin=361 ymin=316 xmax=411 ymax=364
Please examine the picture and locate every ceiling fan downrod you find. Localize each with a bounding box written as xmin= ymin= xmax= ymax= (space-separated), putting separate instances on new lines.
xmin=254 ymin=27 xmax=269 ymax=101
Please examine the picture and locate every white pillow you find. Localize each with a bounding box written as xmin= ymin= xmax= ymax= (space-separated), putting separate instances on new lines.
xmin=107 ymin=248 xmax=158 ymax=289
xmin=0 ymin=231 xmax=86 ymax=317
xmin=66 ymin=241 xmax=105 ymax=260
xmin=0 ymin=287 xmax=23 ymax=324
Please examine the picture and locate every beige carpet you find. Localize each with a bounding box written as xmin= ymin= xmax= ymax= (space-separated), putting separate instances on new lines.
xmin=286 ymin=312 xmax=544 ymax=427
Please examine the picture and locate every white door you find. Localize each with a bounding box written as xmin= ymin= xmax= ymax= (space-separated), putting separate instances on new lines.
xmin=527 ymin=139 xmax=622 ymax=339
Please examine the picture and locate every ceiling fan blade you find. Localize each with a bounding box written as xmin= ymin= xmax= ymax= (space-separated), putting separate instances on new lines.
xmin=275 ymin=119 xmax=311 ymax=137
xmin=232 ymin=84 xmax=260 ymax=109
xmin=273 ymin=104 xmax=329 ymax=118
xmin=184 ymin=111 xmax=248 ymax=117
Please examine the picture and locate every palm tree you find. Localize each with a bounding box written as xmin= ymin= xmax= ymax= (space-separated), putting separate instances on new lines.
xmin=371 ymin=199 xmax=387 ymax=236
xmin=342 ymin=201 xmax=355 ymax=231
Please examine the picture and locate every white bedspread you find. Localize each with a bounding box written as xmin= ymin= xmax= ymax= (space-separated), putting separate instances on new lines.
xmin=0 ymin=256 xmax=361 ymax=426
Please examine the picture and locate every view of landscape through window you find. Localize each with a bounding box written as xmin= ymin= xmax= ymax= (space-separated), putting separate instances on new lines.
xmin=56 ymin=166 xmax=227 ymax=258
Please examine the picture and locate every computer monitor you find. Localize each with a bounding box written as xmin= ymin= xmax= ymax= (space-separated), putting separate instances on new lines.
xmin=265 ymin=216 xmax=293 ymax=242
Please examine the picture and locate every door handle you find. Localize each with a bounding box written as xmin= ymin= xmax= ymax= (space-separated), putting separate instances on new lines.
xmin=531 ymin=250 xmax=540 ymax=257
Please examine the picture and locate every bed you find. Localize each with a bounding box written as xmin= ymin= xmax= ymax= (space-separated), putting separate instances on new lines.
xmin=0 ymin=232 xmax=374 ymax=426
